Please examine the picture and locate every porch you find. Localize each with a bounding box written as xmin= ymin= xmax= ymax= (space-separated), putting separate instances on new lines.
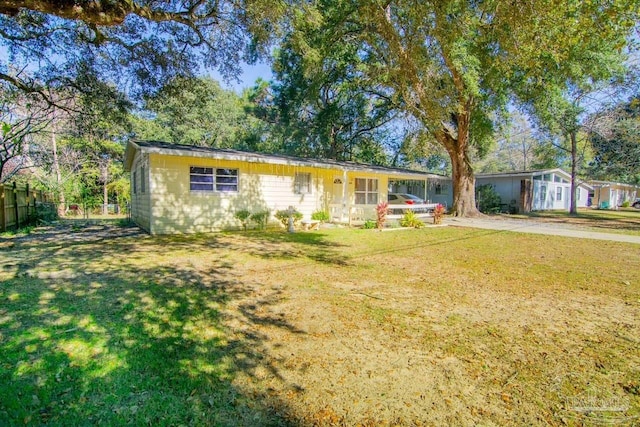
xmin=329 ymin=203 xmax=438 ymax=226
xmin=324 ymin=170 xmax=451 ymax=226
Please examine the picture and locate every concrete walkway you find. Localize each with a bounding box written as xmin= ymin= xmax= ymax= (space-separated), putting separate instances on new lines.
xmin=444 ymin=217 xmax=640 ymax=244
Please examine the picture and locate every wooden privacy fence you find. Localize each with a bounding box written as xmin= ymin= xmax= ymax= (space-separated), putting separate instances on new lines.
xmin=0 ymin=182 xmax=53 ymax=232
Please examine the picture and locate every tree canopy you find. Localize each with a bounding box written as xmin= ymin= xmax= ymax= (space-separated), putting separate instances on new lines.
xmin=266 ymin=30 xmax=399 ymax=163
xmin=2 ymin=0 xmax=639 ymax=218
xmin=0 ymin=0 xmax=284 ymax=104
xmin=0 ymin=85 xmax=50 ymax=182
xmin=0 ymin=0 xmax=287 ymax=210
xmin=286 ymin=0 xmax=638 ymax=215
xmin=132 ymin=76 xmax=261 ymax=149
xmin=588 ymin=95 xmax=640 ymax=184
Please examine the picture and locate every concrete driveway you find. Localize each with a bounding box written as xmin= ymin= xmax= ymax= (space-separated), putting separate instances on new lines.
xmin=444 ymin=216 xmax=640 ymax=244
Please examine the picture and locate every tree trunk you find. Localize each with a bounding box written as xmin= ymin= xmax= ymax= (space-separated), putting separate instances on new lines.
xmin=102 ymin=162 xmax=109 ymax=216
xmin=441 ymin=132 xmax=480 ymax=217
xmin=569 ymin=131 xmax=578 ymax=215
xmin=51 ymin=130 xmax=66 ymax=217
xmin=449 ymin=148 xmax=479 ymax=216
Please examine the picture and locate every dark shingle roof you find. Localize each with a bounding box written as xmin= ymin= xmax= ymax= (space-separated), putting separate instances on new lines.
xmin=126 ymin=140 xmax=449 ymax=179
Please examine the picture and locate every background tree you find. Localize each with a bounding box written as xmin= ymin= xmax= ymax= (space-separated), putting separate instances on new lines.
xmin=389 ymin=118 xmax=451 ymax=173
xmin=268 ymin=33 xmax=398 ymax=163
xmin=31 ymin=82 xmax=131 ymax=215
xmin=132 ymin=76 xmax=261 ymax=149
xmin=588 ymin=95 xmax=640 ymax=184
xmin=521 ymin=71 xmax=637 ymax=214
xmin=0 ymin=85 xmax=51 ymax=182
xmin=474 ymin=112 xmax=548 ymax=173
xmin=289 ymin=0 xmax=637 ymax=216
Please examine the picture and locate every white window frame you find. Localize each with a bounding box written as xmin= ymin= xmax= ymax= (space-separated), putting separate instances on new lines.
xmin=540 ymin=185 xmax=547 ymax=201
xmin=294 ymin=172 xmax=312 ymax=194
xmin=215 ymin=168 xmax=239 ymax=192
xmin=190 ymin=167 xmax=239 ymax=193
xmin=556 ymin=186 xmax=563 ymax=201
xmin=355 ymin=178 xmax=379 ymax=205
xmin=190 ymin=166 xmax=214 ymax=192
xmin=133 ymin=171 xmax=138 ymax=195
xmin=140 ymin=166 xmax=146 ymax=193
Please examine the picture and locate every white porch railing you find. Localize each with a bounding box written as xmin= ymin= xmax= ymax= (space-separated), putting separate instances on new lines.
xmin=387 ymin=203 xmax=440 ymax=219
xmin=329 ymin=203 xmax=442 ymax=225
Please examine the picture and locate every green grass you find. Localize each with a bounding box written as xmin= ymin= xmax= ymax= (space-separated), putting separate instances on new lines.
xmin=0 ymin=225 xmax=34 ymax=238
xmin=1 ymin=224 xmax=638 ymax=425
xmin=0 ymin=230 xmax=288 ymax=425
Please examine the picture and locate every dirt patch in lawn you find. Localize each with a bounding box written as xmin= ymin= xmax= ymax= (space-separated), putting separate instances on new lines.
xmin=219 ymin=229 xmax=640 ymax=425
xmin=229 ymin=275 xmax=639 ymax=425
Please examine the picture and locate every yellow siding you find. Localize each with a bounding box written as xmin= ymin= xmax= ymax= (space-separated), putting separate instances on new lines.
xmin=148 ymin=154 xmax=334 ymax=234
xmin=130 ymin=149 xmax=434 ymax=233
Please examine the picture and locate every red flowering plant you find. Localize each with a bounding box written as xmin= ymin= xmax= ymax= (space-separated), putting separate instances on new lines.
xmin=376 ymin=201 xmax=389 ymax=229
xmin=433 ymin=204 xmax=446 ymax=224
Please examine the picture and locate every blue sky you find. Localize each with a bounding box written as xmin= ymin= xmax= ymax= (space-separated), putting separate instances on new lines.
xmin=210 ymin=60 xmax=273 ymax=94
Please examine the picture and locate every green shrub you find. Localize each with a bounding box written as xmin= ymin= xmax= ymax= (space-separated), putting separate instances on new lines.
xmin=621 ymin=200 xmax=631 ymax=208
xmin=362 ymin=219 xmax=376 ymax=229
xmin=311 ymin=210 xmax=330 ymax=222
xmin=234 ymin=209 xmax=251 ymax=231
xmin=35 ymin=202 xmax=58 ymax=223
xmin=275 ymin=209 xmax=303 ymax=227
xmin=250 ymin=210 xmax=270 ymax=230
xmin=400 ymin=210 xmax=424 ymax=228
xmin=2 ymin=225 xmax=35 ymax=237
xmin=476 ymin=184 xmax=502 ymax=214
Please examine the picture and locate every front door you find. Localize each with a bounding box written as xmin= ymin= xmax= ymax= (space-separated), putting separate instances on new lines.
xmin=332 ymin=176 xmax=346 ymax=221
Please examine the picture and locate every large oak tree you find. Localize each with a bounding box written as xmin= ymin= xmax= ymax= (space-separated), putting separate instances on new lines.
xmin=291 ymin=0 xmax=637 ymax=216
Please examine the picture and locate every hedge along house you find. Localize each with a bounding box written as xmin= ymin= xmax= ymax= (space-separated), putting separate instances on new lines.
xmin=475 ymin=169 xmax=593 ymax=213
xmin=124 ymin=140 xmax=451 ymax=234
xmin=587 ymin=180 xmax=640 ymax=209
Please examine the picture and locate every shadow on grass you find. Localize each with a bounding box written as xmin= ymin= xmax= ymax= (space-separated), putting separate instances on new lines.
xmin=0 ymin=224 xmax=328 ymax=426
xmin=218 ymin=229 xmax=350 ymax=266
xmin=1 ymin=222 xmax=524 ymax=425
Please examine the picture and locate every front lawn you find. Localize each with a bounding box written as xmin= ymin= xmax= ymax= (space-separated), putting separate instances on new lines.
xmin=1 ymin=224 xmax=638 ymax=425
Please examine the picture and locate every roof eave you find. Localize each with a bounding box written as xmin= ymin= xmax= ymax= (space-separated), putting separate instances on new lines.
xmin=129 ymin=140 xmax=450 ymax=179
xmin=123 ymin=141 xmax=140 ymax=171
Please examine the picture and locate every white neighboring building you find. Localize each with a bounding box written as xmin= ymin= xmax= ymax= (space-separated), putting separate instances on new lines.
xmin=475 ymin=169 xmax=592 ymax=213
xmin=588 ymin=181 xmax=640 ymax=209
